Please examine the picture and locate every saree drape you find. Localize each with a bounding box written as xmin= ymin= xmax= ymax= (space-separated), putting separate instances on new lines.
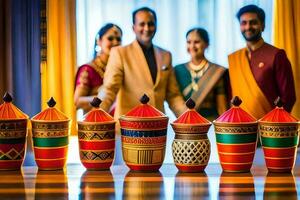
xmin=273 ymin=0 xmax=300 ymax=118
xmin=42 ymin=0 xmax=77 ymax=134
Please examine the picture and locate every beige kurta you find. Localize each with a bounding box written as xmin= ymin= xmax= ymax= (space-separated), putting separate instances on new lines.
xmin=99 ymin=40 xmax=186 ymax=120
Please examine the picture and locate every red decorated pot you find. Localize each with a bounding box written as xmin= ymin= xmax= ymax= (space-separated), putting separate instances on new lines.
xmin=119 ymin=94 xmax=168 ymax=171
xmin=78 ymin=97 xmax=115 ymax=170
xmin=213 ymin=96 xmax=258 ymax=172
xmin=0 ymin=92 xmax=28 ymax=170
xmin=31 ymin=97 xmax=70 ymax=170
xmin=259 ymin=97 xmax=299 ymax=172
xmin=171 ymin=98 xmax=211 ymax=172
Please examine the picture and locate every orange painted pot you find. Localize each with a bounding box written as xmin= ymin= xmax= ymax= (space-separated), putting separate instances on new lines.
xmin=213 ymin=96 xmax=258 ymax=172
xmin=214 ymin=122 xmax=258 ymax=172
xmin=31 ymin=97 xmax=70 ymax=170
xmin=0 ymin=92 xmax=28 ymax=170
xmin=259 ymin=97 xmax=299 ymax=172
xmin=78 ymin=97 xmax=116 ymax=170
xmin=31 ymin=120 xmax=69 ymax=170
xmin=78 ymin=122 xmax=115 ymax=170
xmin=259 ymin=122 xmax=298 ymax=172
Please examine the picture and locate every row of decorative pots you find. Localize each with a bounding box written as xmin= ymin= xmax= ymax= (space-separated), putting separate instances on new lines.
xmin=0 ymin=92 xmax=299 ymax=173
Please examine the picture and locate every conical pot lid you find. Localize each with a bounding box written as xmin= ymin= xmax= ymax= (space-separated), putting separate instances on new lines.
xmin=173 ymin=98 xmax=210 ymax=124
xmin=83 ymin=97 xmax=114 ymax=122
xmin=32 ymin=97 xmax=68 ymax=121
xmin=124 ymin=94 xmax=166 ymax=118
xmin=0 ymin=92 xmax=28 ymax=120
xmin=259 ymin=97 xmax=298 ymax=122
xmin=215 ymin=96 xmax=256 ymax=123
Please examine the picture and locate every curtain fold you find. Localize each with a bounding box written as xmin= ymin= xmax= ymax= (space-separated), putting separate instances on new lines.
xmin=42 ymin=0 xmax=77 ymax=134
xmin=273 ymin=0 xmax=300 ymax=118
xmin=10 ymin=0 xmax=41 ymax=117
xmin=0 ymin=0 xmax=13 ymax=97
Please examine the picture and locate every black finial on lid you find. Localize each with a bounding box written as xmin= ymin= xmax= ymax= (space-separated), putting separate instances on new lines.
xmin=231 ymin=96 xmax=242 ymax=107
xmin=47 ymin=97 xmax=56 ymax=107
xmin=90 ymin=97 xmax=102 ymax=108
xmin=3 ymin=92 xmax=13 ymax=103
xmin=140 ymin=94 xmax=150 ymax=104
xmin=274 ymin=96 xmax=283 ymax=107
xmin=186 ymin=98 xmax=195 ymax=109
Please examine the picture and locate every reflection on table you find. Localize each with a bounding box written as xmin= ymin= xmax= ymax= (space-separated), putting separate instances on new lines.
xmin=219 ymin=172 xmax=255 ymax=199
xmin=263 ymin=172 xmax=298 ymax=199
xmin=0 ymin=164 xmax=300 ymax=199
xmin=174 ymin=172 xmax=209 ymax=199
xmin=0 ymin=170 xmax=26 ymax=200
xmin=123 ymin=171 xmax=165 ymax=200
xmin=79 ymin=170 xmax=115 ymax=199
xmin=34 ymin=169 xmax=68 ymax=200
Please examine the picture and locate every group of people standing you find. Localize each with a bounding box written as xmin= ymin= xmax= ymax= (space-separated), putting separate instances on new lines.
xmin=74 ymin=4 xmax=296 ymax=124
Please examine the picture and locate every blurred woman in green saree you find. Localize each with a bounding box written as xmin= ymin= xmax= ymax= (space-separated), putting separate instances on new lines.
xmin=174 ymin=28 xmax=229 ymax=121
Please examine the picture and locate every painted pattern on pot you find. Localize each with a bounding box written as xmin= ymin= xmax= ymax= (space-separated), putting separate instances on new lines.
xmin=171 ymin=98 xmax=211 ymax=172
xmin=31 ymin=97 xmax=70 ymax=170
xmin=119 ymin=94 xmax=168 ymax=171
xmin=259 ymin=97 xmax=299 ymax=172
xmin=213 ymin=96 xmax=258 ymax=172
xmin=78 ymin=97 xmax=115 ymax=170
xmin=0 ymin=92 xmax=28 ymax=170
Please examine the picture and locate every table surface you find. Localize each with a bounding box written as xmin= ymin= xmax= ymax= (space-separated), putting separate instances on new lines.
xmin=0 ymin=163 xmax=299 ymax=200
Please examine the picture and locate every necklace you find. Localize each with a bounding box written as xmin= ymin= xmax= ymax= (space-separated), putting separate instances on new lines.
xmin=89 ymin=55 xmax=107 ymax=78
xmin=188 ymin=59 xmax=209 ymax=91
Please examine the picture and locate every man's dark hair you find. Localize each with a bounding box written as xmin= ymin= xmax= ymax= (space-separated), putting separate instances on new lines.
xmin=186 ymin=28 xmax=209 ymax=45
xmin=236 ymin=4 xmax=265 ymax=24
xmin=132 ymin=7 xmax=157 ymax=24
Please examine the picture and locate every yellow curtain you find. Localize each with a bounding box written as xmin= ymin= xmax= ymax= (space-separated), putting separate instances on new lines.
xmin=273 ymin=0 xmax=300 ymax=118
xmin=41 ymin=0 xmax=77 ymax=134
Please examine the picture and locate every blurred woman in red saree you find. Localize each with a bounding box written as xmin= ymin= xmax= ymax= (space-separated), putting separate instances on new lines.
xmin=74 ymin=23 xmax=122 ymax=115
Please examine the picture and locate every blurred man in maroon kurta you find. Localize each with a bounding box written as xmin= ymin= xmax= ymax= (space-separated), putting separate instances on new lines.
xmin=228 ymin=4 xmax=296 ymax=119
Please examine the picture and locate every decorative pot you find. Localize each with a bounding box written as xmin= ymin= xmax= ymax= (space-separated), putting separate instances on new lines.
xmin=171 ymin=98 xmax=211 ymax=172
xmin=213 ymin=96 xmax=258 ymax=172
xmin=0 ymin=92 xmax=28 ymax=170
xmin=119 ymin=94 xmax=168 ymax=171
xmin=78 ymin=97 xmax=116 ymax=170
xmin=259 ymin=97 xmax=299 ymax=172
xmin=31 ymin=97 xmax=70 ymax=170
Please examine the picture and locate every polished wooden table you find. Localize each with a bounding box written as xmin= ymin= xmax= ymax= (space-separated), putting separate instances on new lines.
xmin=0 ymin=163 xmax=299 ymax=200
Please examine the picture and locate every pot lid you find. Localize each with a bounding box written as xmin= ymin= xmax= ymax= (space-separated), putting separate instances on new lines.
xmin=124 ymin=94 xmax=166 ymax=118
xmin=215 ymin=96 xmax=256 ymax=123
xmin=259 ymin=97 xmax=298 ymax=122
xmin=32 ymin=97 xmax=68 ymax=121
xmin=0 ymin=92 xmax=28 ymax=119
xmin=83 ymin=97 xmax=114 ymax=122
xmin=173 ymin=98 xmax=210 ymax=124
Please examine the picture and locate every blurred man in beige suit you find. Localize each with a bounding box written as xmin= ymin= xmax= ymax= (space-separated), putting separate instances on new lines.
xmin=99 ymin=7 xmax=186 ymax=120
